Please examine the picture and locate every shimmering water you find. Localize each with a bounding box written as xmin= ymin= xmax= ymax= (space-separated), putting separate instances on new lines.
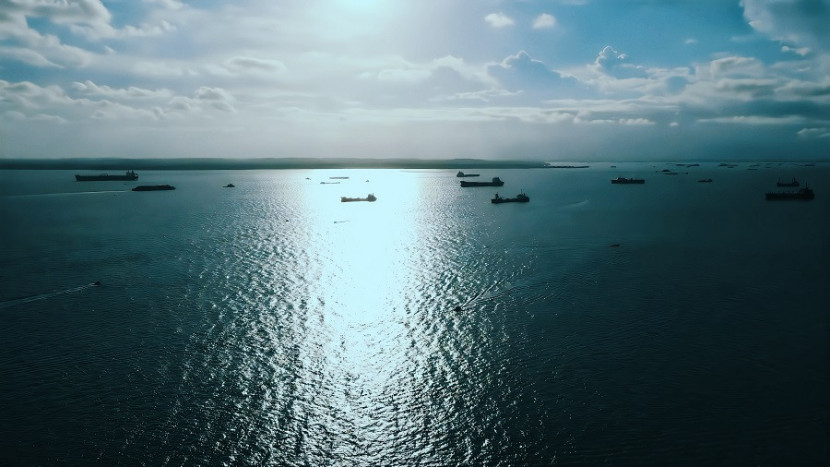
xmin=1 ymin=164 xmax=828 ymax=465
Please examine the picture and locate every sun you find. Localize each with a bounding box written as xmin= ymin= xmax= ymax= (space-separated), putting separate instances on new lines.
xmin=310 ymin=0 xmax=399 ymax=40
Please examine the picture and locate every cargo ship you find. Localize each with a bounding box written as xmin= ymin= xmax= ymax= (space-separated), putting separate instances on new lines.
xmin=132 ymin=184 xmax=175 ymax=191
xmin=75 ymin=170 xmax=138 ymax=181
xmin=461 ymin=177 xmax=504 ymax=187
xmin=492 ymin=192 xmax=529 ymax=204
xmin=456 ymin=171 xmax=480 ymax=177
xmin=341 ymin=194 xmax=376 ymax=202
xmin=611 ymin=177 xmax=645 ymax=184
xmin=765 ymin=186 xmax=814 ymax=200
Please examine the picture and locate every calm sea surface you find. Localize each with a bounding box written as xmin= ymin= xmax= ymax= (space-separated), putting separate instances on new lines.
xmin=1 ymin=164 xmax=828 ymax=465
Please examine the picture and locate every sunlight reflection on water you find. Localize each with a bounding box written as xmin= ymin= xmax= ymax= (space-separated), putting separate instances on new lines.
xmin=233 ymin=170 xmax=494 ymax=464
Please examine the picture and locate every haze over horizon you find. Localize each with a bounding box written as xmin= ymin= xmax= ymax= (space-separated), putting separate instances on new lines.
xmin=2 ymin=0 xmax=829 ymax=162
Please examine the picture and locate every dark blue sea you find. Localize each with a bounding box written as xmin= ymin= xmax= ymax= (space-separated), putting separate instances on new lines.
xmin=1 ymin=163 xmax=828 ymax=465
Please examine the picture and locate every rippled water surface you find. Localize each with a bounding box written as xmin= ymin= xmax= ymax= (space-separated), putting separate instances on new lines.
xmin=1 ymin=165 xmax=828 ymax=464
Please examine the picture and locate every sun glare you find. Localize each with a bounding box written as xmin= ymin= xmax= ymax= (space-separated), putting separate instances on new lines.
xmin=311 ymin=0 xmax=399 ymax=40
xmin=291 ymin=170 xmax=427 ymax=440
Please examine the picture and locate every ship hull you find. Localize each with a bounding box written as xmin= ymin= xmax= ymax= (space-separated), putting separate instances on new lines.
xmin=132 ymin=185 xmax=175 ymax=191
xmin=461 ymin=182 xmax=504 ymax=187
xmin=492 ymin=197 xmax=529 ymax=204
xmin=341 ymin=194 xmax=376 ymax=202
xmin=765 ymin=193 xmax=813 ymax=200
xmin=75 ymin=174 xmax=138 ymax=181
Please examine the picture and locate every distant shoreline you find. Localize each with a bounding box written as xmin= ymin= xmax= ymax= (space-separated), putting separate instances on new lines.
xmin=0 ymin=157 xmax=549 ymax=171
xmin=1 ymin=158 xmax=824 ymax=171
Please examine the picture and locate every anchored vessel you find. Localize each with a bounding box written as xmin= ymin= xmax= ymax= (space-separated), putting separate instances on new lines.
xmin=492 ymin=192 xmax=529 ymax=204
xmin=341 ymin=194 xmax=377 ymax=202
xmin=765 ymin=186 xmax=814 ymax=200
xmin=461 ymin=177 xmax=504 ymax=187
xmin=75 ymin=170 xmax=138 ymax=181
xmin=456 ymin=171 xmax=480 ymax=177
xmin=132 ymin=184 xmax=175 ymax=191
xmin=777 ymin=178 xmax=800 ymax=187
xmin=611 ymin=177 xmax=645 ymax=184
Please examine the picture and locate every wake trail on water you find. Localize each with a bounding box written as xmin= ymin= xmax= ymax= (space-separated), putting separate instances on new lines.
xmin=4 ymin=190 xmax=127 ymax=199
xmin=0 ymin=282 xmax=100 ymax=309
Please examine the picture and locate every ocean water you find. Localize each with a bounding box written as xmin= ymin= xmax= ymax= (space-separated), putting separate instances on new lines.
xmin=0 ymin=164 xmax=828 ymax=465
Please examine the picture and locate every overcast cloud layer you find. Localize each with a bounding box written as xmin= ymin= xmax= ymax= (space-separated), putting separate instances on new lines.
xmin=1 ymin=0 xmax=829 ymax=160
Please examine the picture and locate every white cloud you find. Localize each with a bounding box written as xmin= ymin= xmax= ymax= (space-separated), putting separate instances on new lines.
xmin=28 ymin=0 xmax=112 ymax=27
xmin=592 ymin=46 xmax=648 ymax=79
xmin=777 ymin=79 xmax=830 ymax=97
xmin=797 ymin=127 xmax=830 ymax=138
xmin=194 ymin=86 xmax=236 ymax=112
xmin=71 ymin=80 xmax=173 ymax=100
xmin=715 ymin=78 xmax=778 ymax=97
xmin=0 ymin=80 xmax=72 ymax=111
xmin=485 ymin=12 xmax=514 ymax=28
xmin=708 ymin=56 xmax=764 ymax=77
xmin=1 ymin=0 xmax=174 ymax=44
xmin=619 ymin=118 xmax=654 ymax=125
xmin=742 ymin=0 xmax=830 ymax=53
xmin=0 ymin=46 xmax=62 ymax=67
xmin=224 ymin=56 xmax=287 ymax=74
xmin=143 ymin=0 xmax=184 ymax=10
xmin=133 ymin=61 xmax=194 ymax=77
xmin=487 ymin=50 xmax=584 ymax=100
xmin=89 ymin=100 xmax=162 ymax=121
xmin=781 ymin=45 xmax=810 ymax=56
xmin=698 ymin=115 xmax=804 ymax=125
xmin=533 ymin=13 xmax=556 ymax=29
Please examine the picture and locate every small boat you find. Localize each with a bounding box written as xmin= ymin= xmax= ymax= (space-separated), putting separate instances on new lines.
xmin=765 ymin=186 xmax=814 ymax=200
xmin=132 ymin=184 xmax=175 ymax=191
xmin=224 ymin=183 xmax=235 ymax=188
xmin=491 ymin=192 xmax=529 ymax=204
xmin=75 ymin=170 xmax=138 ymax=181
xmin=461 ymin=177 xmax=504 ymax=187
xmin=777 ymin=178 xmax=799 ymax=187
xmin=456 ymin=171 xmax=481 ymax=177
xmin=698 ymin=179 xmax=713 ymax=183
xmin=341 ymin=194 xmax=377 ymax=202
xmin=611 ymin=177 xmax=645 ymax=184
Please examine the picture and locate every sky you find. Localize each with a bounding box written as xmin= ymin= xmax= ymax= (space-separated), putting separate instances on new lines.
xmin=1 ymin=0 xmax=829 ymax=161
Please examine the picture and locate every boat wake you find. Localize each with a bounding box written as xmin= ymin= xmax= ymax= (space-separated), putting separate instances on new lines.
xmin=4 ymin=190 xmax=126 ymax=199
xmin=0 ymin=282 xmax=100 ymax=309
xmin=560 ymin=199 xmax=590 ymax=209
